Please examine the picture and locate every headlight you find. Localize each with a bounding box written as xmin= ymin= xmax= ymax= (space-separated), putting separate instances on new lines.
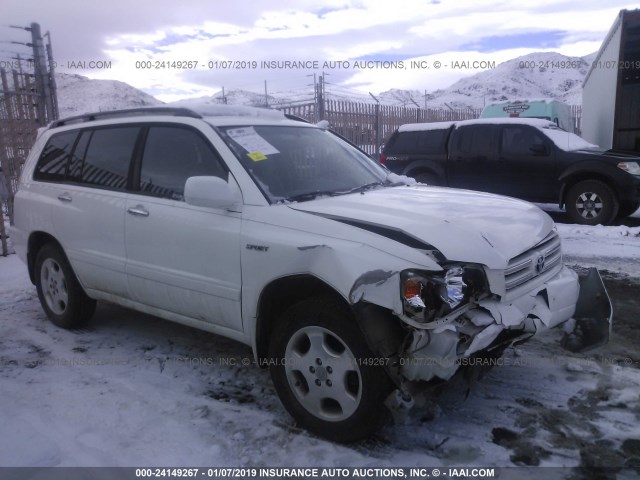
xmin=617 ymin=162 xmax=640 ymax=175
xmin=400 ymin=265 xmax=487 ymax=323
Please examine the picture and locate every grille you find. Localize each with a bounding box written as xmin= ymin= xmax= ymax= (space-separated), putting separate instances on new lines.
xmin=505 ymin=231 xmax=562 ymax=292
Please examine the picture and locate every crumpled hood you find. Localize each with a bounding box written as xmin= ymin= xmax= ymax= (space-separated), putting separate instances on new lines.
xmin=289 ymin=185 xmax=554 ymax=269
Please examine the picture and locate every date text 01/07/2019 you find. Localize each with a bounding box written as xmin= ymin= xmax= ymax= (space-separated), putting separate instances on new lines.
xmin=519 ymin=59 xmax=640 ymax=70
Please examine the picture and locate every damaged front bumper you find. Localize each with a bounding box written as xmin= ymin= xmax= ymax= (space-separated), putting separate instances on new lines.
xmin=400 ymin=266 xmax=612 ymax=382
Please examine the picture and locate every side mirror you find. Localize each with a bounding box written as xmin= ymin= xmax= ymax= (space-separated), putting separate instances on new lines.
xmin=184 ymin=176 xmax=240 ymax=210
xmin=530 ymin=143 xmax=549 ymax=156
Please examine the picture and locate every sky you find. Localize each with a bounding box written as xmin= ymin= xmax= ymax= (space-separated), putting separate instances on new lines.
xmin=2 ymin=0 xmax=638 ymax=102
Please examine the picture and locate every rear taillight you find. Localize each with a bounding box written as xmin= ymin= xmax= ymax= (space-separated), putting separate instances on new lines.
xmin=379 ymin=154 xmax=386 ymax=165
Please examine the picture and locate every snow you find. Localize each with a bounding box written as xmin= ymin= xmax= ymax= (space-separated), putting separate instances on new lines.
xmin=557 ymin=223 xmax=640 ymax=276
xmin=56 ymin=73 xmax=163 ymax=118
xmin=455 ymin=117 xmax=556 ymax=128
xmin=1 ymin=48 xmax=638 ymax=469
xmin=376 ymin=52 xmax=592 ymax=110
xmin=385 ymin=172 xmax=417 ymax=185
xmin=172 ymin=103 xmax=286 ymax=120
xmin=158 ymin=51 xmax=593 ymax=111
xmin=538 ymin=125 xmax=599 ymax=151
xmin=1 ymin=217 xmax=639 ymax=469
xmin=397 ymin=118 xmax=601 ymax=153
xmin=398 ymin=121 xmax=455 ymax=132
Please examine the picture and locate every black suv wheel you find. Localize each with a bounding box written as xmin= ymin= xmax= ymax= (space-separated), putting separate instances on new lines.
xmin=565 ymin=180 xmax=619 ymax=225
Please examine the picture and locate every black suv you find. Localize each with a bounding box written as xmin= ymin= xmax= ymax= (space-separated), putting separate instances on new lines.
xmin=381 ymin=118 xmax=640 ymax=225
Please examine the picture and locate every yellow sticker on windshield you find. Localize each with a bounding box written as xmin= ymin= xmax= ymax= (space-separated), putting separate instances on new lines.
xmin=247 ymin=151 xmax=268 ymax=162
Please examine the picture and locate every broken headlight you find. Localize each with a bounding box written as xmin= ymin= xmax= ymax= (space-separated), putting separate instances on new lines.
xmin=400 ymin=265 xmax=487 ymax=323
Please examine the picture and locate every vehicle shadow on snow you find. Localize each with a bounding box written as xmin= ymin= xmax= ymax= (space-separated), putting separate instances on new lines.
xmin=81 ymin=301 xmax=282 ymax=414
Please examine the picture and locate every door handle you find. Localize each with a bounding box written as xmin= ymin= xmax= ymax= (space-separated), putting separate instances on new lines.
xmin=57 ymin=193 xmax=72 ymax=202
xmin=127 ymin=205 xmax=149 ymax=217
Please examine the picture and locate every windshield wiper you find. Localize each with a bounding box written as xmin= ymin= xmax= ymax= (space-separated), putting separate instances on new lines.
xmin=344 ymin=181 xmax=386 ymax=194
xmin=281 ymin=190 xmax=343 ymax=203
xmin=281 ymin=182 xmax=387 ymax=203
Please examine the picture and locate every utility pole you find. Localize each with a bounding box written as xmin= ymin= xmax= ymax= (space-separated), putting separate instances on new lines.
xmin=369 ymin=92 xmax=381 ymax=157
xmin=423 ymin=90 xmax=429 ymax=122
xmin=44 ymin=31 xmax=58 ymax=119
xmin=317 ymin=75 xmax=325 ymax=120
xmin=409 ymin=98 xmax=420 ymax=122
xmin=30 ymin=22 xmax=54 ymax=122
xmin=264 ymin=80 xmax=269 ymax=108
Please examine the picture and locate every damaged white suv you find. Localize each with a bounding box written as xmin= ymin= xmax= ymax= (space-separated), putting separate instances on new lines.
xmin=10 ymin=106 xmax=611 ymax=442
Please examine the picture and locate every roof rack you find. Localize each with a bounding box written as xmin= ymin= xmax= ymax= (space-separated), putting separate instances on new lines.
xmin=49 ymin=107 xmax=203 ymax=128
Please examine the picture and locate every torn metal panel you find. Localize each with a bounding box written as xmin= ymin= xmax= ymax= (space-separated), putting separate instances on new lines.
xmin=398 ymin=265 xmax=591 ymax=383
xmin=402 ymin=329 xmax=460 ymax=381
xmin=348 ymin=270 xmax=400 ymax=310
xmin=465 ymin=323 xmax=504 ymax=356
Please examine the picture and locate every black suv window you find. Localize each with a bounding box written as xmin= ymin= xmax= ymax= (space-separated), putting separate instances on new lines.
xmin=456 ymin=125 xmax=493 ymax=155
xmin=387 ymin=129 xmax=449 ymax=154
xmin=138 ymin=126 xmax=227 ymax=201
xmin=80 ymin=127 xmax=140 ymax=189
xmin=34 ymin=131 xmax=79 ymax=182
xmin=501 ymin=126 xmax=547 ymax=156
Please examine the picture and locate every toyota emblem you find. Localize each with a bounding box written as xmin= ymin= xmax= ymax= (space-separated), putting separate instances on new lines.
xmin=535 ymin=255 xmax=545 ymax=274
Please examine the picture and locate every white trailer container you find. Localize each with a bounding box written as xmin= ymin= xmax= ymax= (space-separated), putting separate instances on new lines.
xmin=582 ymin=9 xmax=640 ymax=153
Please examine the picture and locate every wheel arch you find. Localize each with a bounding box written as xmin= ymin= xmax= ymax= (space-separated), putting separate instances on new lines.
xmin=27 ymin=231 xmax=66 ymax=285
xmin=558 ymin=171 xmax=619 ymax=208
xmin=254 ymin=274 xmax=349 ymax=365
xmin=404 ymin=165 xmax=445 ymax=184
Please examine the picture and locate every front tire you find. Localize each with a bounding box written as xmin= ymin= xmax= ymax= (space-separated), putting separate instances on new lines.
xmin=565 ymin=180 xmax=618 ymax=225
xmin=269 ymin=295 xmax=392 ymax=442
xmin=35 ymin=244 xmax=96 ymax=329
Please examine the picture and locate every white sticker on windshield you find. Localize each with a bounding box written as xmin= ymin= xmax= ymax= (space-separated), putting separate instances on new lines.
xmin=226 ymin=127 xmax=280 ymax=155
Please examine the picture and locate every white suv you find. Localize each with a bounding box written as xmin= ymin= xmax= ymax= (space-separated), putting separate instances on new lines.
xmin=10 ymin=106 xmax=611 ymax=442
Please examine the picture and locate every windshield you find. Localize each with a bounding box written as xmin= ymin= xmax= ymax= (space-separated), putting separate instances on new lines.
xmin=538 ymin=124 xmax=600 ymax=151
xmin=217 ymin=125 xmax=390 ymax=203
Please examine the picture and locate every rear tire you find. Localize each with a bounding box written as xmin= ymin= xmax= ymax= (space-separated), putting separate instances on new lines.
xmin=34 ymin=244 xmax=96 ymax=329
xmin=565 ymin=180 xmax=618 ymax=225
xmin=269 ymin=295 xmax=392 ymax=442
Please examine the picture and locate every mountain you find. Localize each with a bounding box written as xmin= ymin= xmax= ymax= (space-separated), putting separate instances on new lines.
xmin=179 ymin=52 xmax=593 ymax=111
xmin=416 ymin=51 xmax=592 ymax=109
xmin=171 ymin=90 xmax=281 ymax=109
xmin=56 ymin=73 xmax=163 ymax=118
xmin=53 ymin=51 xmax=595 ymax=117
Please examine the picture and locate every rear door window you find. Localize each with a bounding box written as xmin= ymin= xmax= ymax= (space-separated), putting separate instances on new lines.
xmin=388 ymin=130 xmax=448 ymax=154
xmin=456 ymin=125 xmax=494 ymax=156
xmin=79 ymin=127 xmax=140 ymax=190
xmin=33 ymin=131 xmax=79 ymax=182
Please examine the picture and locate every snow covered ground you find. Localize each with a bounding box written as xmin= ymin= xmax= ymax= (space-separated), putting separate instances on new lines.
xmin=536 ymin=203 xmax=640 ymax=277
xmin=1 ymin=218 xmax=639 ymax=473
